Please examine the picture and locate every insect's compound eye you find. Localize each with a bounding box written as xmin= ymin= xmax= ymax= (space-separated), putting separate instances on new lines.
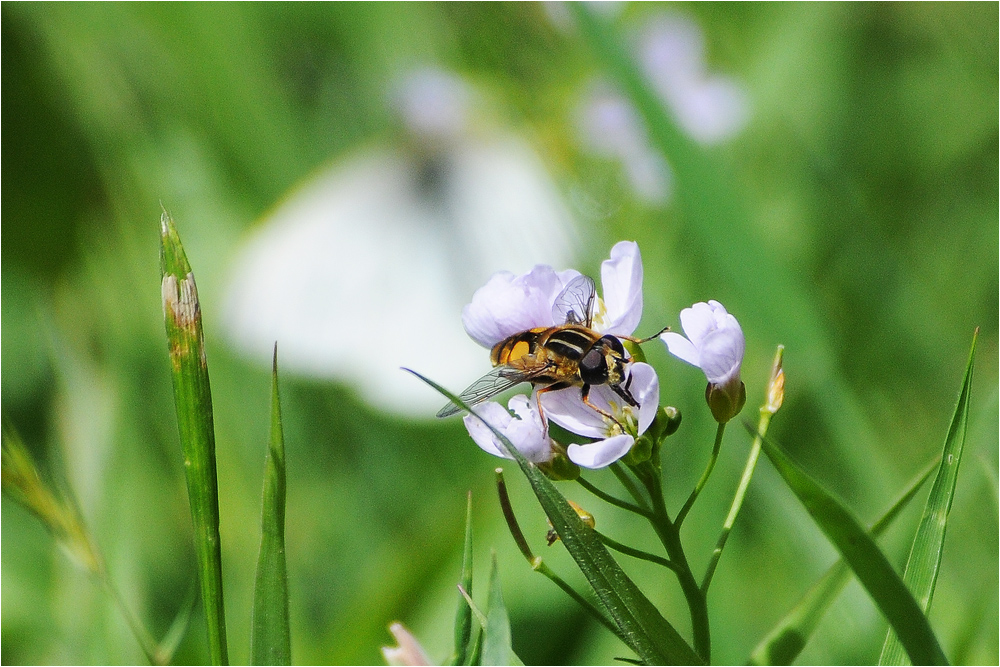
xmin=580 ymin=348 xmax=608 ymax=384
xmin=601 ymin=335 xmax=626 ymax=357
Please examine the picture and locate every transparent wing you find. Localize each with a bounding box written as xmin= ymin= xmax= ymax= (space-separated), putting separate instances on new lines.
xmin=436 ymin=365 xmax=546 ymax=418
xmin=552 ymin=274 xmax=596 ymax=326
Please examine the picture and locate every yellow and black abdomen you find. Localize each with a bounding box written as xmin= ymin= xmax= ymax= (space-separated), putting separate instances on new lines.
xmin=490 ymin=325 xmax=599 ymax=387
xmin=490 ymin=327 xmax=550 ymax=366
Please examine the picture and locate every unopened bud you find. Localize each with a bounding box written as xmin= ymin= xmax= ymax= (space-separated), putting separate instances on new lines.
xmin=623 ymin=435 xmax=653 ymax=465
xmin=540 ymin=448 xmax=581 ymax=481
xmin=764 ymin=346 xmax=785 ymax=415
xmin=662 ymin=406 xmax=682 ymax=436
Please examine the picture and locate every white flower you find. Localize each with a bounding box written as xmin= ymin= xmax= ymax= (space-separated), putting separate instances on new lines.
xmin=540 ymin=363 xmax=660 ymax=469
xmin=382 ymin=622 xmax=432 ymax=666
xmin=575 ymin=84 xmax=672 ymax=205
xmin=462 ymin=241 xmax=644 ymax=348
xmin=463 ymin=395 xmax=552 ymax=464
xmin=661 ymin=300 xmax=745 ymax=422
xmin=637 ymin=13 xmax=749 ymax=145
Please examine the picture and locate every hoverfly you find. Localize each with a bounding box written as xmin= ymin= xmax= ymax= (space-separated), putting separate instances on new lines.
xmin=437 ymin=274 xmax=657 ymax=422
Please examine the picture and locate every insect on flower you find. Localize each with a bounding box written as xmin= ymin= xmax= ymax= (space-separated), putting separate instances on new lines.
xmin=437 ymin=273 xmax=664 ymax=424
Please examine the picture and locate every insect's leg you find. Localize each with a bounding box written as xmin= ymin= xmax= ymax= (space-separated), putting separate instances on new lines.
xmin=580 ymin=384 xmax=620 ymax=425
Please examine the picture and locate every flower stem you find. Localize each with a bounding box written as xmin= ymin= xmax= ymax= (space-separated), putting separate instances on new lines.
xmin=596 ymin=531 xmax=681 ymax=574
xmin=633 ymin=461 xmax=712 ymax=663
xmin=610 ymin=462 xmax=652 ymax=511
xmin=495 ymin=469 xmax=628 ymax=645
xmin=701 ymin=424 xmax=764 ymax=595
xmin=676 ymin=422 xmax=726 ymax=527
xmin=577 ymin=476 xmax=653 ymax=519
xmin=702 ymin=346 xmax=784 ymax=594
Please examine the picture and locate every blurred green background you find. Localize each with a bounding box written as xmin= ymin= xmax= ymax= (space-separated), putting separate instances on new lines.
xmin=2 ymin=3 xmax=997 ymax=665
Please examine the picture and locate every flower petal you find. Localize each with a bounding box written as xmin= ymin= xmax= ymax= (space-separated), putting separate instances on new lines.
xmin=541 ymin=386 xmax=608 ymax=439
xmin=628 ymin=362 xmax=660 ymax=434
xmin=567 ymin=434 xmax=634 ymax=469
xmin=600 ymin=241 xmax=643 ymax=336
xmin=463 ymin=397 xmax=551 ymax=463
xmin=462 ymin=265 xmax=563 ymax=347
xmin=661 ymin=331 xmax=700 ymax=367
xmin=678 ymin=301 xmax=717 ymax=348
xmin=463 ymin=402 xmax=513 ymax=459
xmin=698 ymin=320 xmax=744 ymax=386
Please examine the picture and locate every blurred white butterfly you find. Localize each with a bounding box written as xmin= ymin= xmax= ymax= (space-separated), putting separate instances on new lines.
xmin=222 ymin=68 xmax=580 ymax=416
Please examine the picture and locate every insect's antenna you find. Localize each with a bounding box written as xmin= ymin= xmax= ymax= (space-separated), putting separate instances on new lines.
xmin=626 ymin=326 xmax=671 ymax=344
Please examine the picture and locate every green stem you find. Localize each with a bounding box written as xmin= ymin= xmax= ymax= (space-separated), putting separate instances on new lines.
xmin=634 ymin=462 xmax=711 ymax=662
xmin=596 ymin=531 xmax=681 ymax=574
xmin=577 ymin=476 xmax=653 ymax=518
xmin=701 ymin=417 xmax=767 ymax=594
xmin=610 ymin=462 xmax=652 ymax=511
xmin=676 ymin=423 xmax=726 ymax=527
xmin=495 ymin=469 xmax=629 ymax=646
xmin=534 ymin=560 xmax=629 ymax=645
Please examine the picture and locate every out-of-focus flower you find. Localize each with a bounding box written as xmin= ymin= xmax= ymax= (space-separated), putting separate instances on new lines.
xmin=222 ymin=66 xmax=579 ymax=416
xmin=462 ymin=241 xmax=644 ymax=348
xmin=541 ymin=362 xmax=660 ymax=468
xmin=463 ymin=395 xmax=552 ymax=464
xmin=573 ymin=12 xmax=749 ymax=204
xmin=392 ymin=67 xmax=472 ymax=143
xmin=575 ymin=85 xmax=672 ymax=204
xmin=637 ymin=13 xmax=749 ymax=144
xmin=661 ymin=300 xmax=745 ymax=423
xmin=382 ymin=622 xmax=432 ymax=666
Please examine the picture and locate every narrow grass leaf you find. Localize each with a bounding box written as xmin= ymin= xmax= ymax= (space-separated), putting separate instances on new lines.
xmin=405 ymin=370 xmax=701 ymax=665
xmin=758 ymin=431 xmax=948 ymax=665
xmin=450 ymin=492 xmax=475 ymax=666
xmin=250 ymin=346 xmax=291 ymax=665
xmin=750 ymin=457 xmax=938 ymax=665
xmin=482 ymin=553 xmax=523 ymax=666
xmin=160 ymin=211 xmax=229 ymax=665
xmin=155 ymin=584 xmax=199 ymax=666
xmin=880 ymin=330 xmax=978 ymax=666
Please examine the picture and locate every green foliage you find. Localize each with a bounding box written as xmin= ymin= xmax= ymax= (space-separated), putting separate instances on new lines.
xmin=250 ymin=347 xmax=291 ymax=665
xmin=880 ymin=332 xmax=979 ymax=665
xmin=160 ymin=212 xmax=229 ymax=665
xmin=2 ymin=3 xmax=996 ymax=664
xmin=759 ymin=430 xmax=948 ymax=665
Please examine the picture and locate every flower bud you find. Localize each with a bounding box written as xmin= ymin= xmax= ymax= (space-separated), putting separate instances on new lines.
xmin=764 ymin=346 xmax=785 ymax=416
xmin=662 ymin=405 xmax=682 ymax=436
xmin=623 ymin=434 xmax=653 ymax=465
xmin=540 ymin=449 xmax=581 ymax=481
xmin=705 ymin=379 xmax=746 ymax=424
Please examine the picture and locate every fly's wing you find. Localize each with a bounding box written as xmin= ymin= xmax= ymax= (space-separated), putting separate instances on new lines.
xmin=436 ymin=365 xmax=545 ymax=418
xmin=552 ymin=274 xmax=596 ymax=326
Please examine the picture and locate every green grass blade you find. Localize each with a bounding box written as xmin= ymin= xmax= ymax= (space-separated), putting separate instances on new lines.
xmin=482 ymin=553 xmax=523 ymax=666
xmin=750 ymin=457 xmax=938 ymax=665
xmin=758 ymin=431 xmax=948 ymax=665
xmin=405 ymin=370 xmax=702 ymax=666
xmin=880 ymin=330 xmax=978 ymax=665
xmin=160 ymin=211 xmax=229 ymax=665
xmin=450 ymin=492 xmax=475 ymax=666
xmin=250 ymin=346 xmax=291 ymax=665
